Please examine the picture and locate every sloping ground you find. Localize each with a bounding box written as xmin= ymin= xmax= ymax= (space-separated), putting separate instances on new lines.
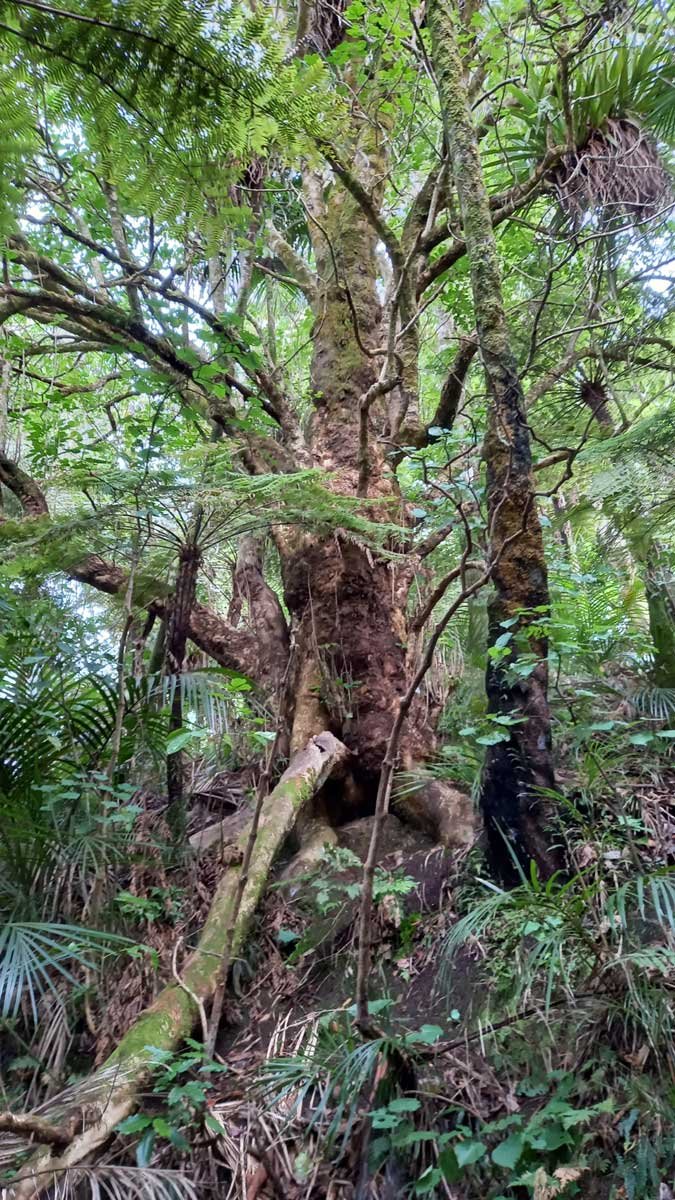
xmin=5 ymin=770 xmax=675 ymax=1199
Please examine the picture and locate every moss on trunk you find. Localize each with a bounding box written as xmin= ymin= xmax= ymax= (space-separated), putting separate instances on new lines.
xmin=10 ymin=733 xmax=348 ymax=1200
xmin=429 ymin=0 xmax=561 ymax=882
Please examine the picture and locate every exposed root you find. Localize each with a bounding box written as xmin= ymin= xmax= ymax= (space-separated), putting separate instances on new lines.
xmin=393 ymin=776 xmax=476 ymax=850
xmin=5 ymin=734 xmax=348 ymax=1200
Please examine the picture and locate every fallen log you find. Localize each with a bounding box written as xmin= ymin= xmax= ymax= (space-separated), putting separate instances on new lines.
xmin=8 ymin=732 xmax=347 ymax=1200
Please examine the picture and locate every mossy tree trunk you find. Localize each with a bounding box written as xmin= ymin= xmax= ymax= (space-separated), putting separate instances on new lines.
xmin=274 ymin=114 xmax=436 ymax=813
xmin=429 ymin=0 xmax=562 ymax=882
xmin=10 ymin=733 xmax=348 ymax=1200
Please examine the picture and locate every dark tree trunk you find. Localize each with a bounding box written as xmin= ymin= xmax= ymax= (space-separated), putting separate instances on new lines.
xmin=429 ymin=0 xmax=562 ymax=882
xmin=165 ymin=541 xmax=201 ymax=843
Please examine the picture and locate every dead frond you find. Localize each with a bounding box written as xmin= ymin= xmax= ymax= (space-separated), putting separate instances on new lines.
xmin=550 ymin=118 xmax=672 ymax=227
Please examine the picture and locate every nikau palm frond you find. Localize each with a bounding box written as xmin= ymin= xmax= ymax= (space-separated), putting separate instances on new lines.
xmin=0 ymin=922 xmax=133 ymax=1024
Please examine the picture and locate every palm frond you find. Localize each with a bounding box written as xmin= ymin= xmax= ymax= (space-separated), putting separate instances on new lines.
xmin=260 ymin=1014 xmax=397 ymax=1151
xmin=0 ymin=923 xmax=133 ymax=1024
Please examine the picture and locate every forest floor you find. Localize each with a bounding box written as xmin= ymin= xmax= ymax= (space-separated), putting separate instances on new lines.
xmin=60 ymin=760 xmax=675 ymax=1199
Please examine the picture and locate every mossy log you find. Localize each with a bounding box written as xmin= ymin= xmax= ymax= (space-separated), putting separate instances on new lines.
xmin=10 ymin=732 xmax=347 ymax=1200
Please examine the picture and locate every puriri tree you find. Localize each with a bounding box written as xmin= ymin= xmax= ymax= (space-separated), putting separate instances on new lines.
xmin=0 ymin=0 xmax=673 ymax=1012
xmin=1 ymin=0 xmax=675 ymax=1191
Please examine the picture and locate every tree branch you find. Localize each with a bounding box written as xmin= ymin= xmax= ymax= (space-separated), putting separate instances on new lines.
xmin=0 ymin=453 xmax=290 ymax=694
xmin=319 ymin=146 xmax=404 ymax=271
xmin=264 ymin=221 xmax=318 ymax=302
xmin=416 ymin=148 xmax=565 ymax=294
xmin=420 ymin=334 xmax=478 ymax=444
xmin=0 ymin=1111 xmax=75 ymax=1149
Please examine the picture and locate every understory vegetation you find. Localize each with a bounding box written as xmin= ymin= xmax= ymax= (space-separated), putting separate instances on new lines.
xmin=0 ymin=0 xmax=675 ymax=1197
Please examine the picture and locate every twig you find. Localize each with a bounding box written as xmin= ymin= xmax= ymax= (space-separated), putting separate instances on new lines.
xmin=171 ymin=937 xmax=209 ymax=1046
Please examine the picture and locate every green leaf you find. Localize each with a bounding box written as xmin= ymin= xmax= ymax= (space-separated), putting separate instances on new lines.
xmin=476 ymin=730 xmax=510 ymax=745
xmin=491 ymin=1133 xmax=525 ymax=1168
xmin=388 ymin=1097 xmax=421 ymax=1113
xmin=405 ymin=1024 xmax=444 ymax=1045
xmin=116 ymin=1113 xmax=152 ymax=1134
xmin=528 ymin=1123 xmax=571 ymax=1150
xmin=277 ymin=928 xmax=300 ymax=944
xmin=169 ymin=1127 xmax=191 ymax=1152
xmin=454 ymin=1139 xmax=487 ymax=1167
xmin=135 ymin=1129 xmax=156 ymax=1166
xmin=438 ymin=1148 xmax=461 ymax=1183
xmin=152 ymin=1117 xmax=174 ymax=1138
xmin=416 ymin=1167 xmax=442 ymax=1194
xmin=166 ymin=727 xmax=207 ymax=754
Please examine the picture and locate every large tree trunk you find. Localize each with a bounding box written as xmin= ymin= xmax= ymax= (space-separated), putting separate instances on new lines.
xmin=274 ymin=142 xmax=438 ymax=819
xmin=429 ymin=0 xmax=562 ymax=883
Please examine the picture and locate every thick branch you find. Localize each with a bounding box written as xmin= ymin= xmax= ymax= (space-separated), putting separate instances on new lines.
xmin=0 ymin=455 xmax=49 ymax=518
xmin=264 ymin=221 xmax=318 ymax=303
xmin=420 ymin=335 xmax=478 ymax=444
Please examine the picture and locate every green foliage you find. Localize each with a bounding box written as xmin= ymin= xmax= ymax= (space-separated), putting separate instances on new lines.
xmin=443 ymin=859 xmax=675 ymax=1055
xmin=0 ymin=921 xmax=133 ymax=1025
xmin=116 ymin=1041 xmax=228 ymax=1159
xmin=0 ymin=0 xmax=334 ymax=233
xmin=260 ymin=1007 xmax=406 ymax=1152
xmin=502 ymin=32 xmax=675 ymax=169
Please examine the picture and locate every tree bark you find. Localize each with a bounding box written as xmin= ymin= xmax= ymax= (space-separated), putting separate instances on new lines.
xmin=429 ymin=0 xmax=562 ymax=882
xmin=165 ymin=539 xmax=202 ymax=844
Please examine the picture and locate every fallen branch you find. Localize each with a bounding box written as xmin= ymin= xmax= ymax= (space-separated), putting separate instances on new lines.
xmin=8 ymin=732 xmax=347 ymax=1200
xmin=0 ymin=1113 xmax=75 ymax=1150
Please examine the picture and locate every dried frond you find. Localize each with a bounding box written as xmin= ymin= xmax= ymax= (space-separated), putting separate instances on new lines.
xmin=550 ymin=118 xmax=672 ymax=227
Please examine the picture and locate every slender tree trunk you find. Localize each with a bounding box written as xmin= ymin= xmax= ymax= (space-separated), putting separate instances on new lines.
xmin=429 ymin=0 xmax=562 ymax=882
xmin=165 ymin=539 xmax=202 ymax=843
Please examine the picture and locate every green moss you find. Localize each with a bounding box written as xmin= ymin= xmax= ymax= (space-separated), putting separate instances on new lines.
xmin=102 ymin=757 xmax=328 ymax=1072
